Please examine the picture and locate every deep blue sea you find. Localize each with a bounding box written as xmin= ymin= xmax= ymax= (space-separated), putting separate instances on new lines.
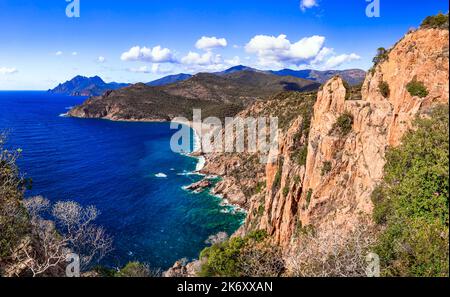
xmin=0 ymin=91 xmax=244 ymax=270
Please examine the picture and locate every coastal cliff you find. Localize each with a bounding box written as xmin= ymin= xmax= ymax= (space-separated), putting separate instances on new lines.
xmin=163 ymin=18 xmax=449 ymax=277
xmin=198 ymin=26 xmax=448 ymax=250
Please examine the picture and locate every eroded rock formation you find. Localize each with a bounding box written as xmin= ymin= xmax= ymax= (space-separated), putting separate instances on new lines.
xmin=205 ymin=27 xmax=449 ymax=248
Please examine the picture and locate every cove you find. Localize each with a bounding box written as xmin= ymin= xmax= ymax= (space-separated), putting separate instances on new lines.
xmin=0 ymin=91 xmax=245 ymax=270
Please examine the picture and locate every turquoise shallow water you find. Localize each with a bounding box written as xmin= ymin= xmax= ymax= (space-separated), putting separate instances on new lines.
xmin=0 ymin=91 xmax=245 ymax=269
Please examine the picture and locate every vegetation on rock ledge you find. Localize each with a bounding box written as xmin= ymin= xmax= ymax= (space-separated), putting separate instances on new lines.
xmin=379 ymin=81 xmax=390 ymax=98
xmin=331 ymin=112 xmax=354 ymax=136
xmin=420 ymin=12 xmax=449 ymax=29
xmin=372 ymin=105 xmax=449 ymax=276
xmin=406 ymin=78 xmax=429 ymax=98
xmin=198 ymin=230 xmax=284 ymax=277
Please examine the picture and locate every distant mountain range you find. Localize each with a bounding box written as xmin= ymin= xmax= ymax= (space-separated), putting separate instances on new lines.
xmin=214 ymin=65 xmax=264 ymax=75
xmin=68 ymin=70 xmax=321 ymax=121
xmin=49 ymin=66 xmax=365 ymax=97
xmin=146 ymin=73 xmax=193 ymax=87
xmin=269 ymin=69 xmax=366 ymax=86
xmin=216 ymin=66 xmax=366 ymax=86
xmin=48 ymin=75 xmax=129 ymax=97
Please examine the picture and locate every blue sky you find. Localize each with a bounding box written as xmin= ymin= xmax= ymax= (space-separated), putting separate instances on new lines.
xmin=0 ymin=0 xmax=448 ymax=90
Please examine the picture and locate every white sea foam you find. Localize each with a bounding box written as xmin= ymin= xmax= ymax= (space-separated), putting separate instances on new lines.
xmin=59 ymin=113 xmax=68 ymax=117
xmin=192 ymin=131 xmax=204 ymax=170
xmin=195 ymin=156 xmax=206 ymax=172
xmin=177 ymin=171 xmax=198 ymax=176
xmin=155 ymin=173 xmax=167 ymax=178
xmin=191 ymin=128 xmax=207 ymax=172
xmin=192 ymin=126 xmax=202 ymax=153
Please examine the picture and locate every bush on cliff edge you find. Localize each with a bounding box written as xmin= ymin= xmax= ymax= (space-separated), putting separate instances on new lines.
xmin=198 ymin=230 xmax=284 ymax=277
xmin=372 ymin=105 xmax=449 ymax=276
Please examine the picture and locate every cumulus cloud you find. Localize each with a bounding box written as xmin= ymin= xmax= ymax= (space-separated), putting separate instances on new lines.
xmin=0 ymin=67 xmax=18 ymax=75
xmin=127 ymin=64 xmax=173 ymax=75
xmin=55 ymin=51 xmax=63 ymax=56
xmin=245 ymin=34 xmax=360 ymax=69
xmin=72 ymin=52 xmax=78 ymax=56
xmin=310 ymin=47 xmax=360 ymax=69
xmin=195 ymin=36 xmax=228 ymax=51
xmin=151 ymin=63 xmax=173 ymax=74
xmin=180 ymin=51 xmax=242 ymax=72
xmin=322 ymin=53 xmax=360 ymax=69
xmin=97 ymin=56 xmax=106 ymax=63
xmin=245 ymin=34 xmax=325 ymax=67
xmin=181 ymin=51 xmax=223 ymax=66
xmin=225 ymin=56 xmax=241 ymax=66
xmin=121 ymin=45 xmax=176 ymax=63
xmin=300 ymin=0 xmax=318 ymax=11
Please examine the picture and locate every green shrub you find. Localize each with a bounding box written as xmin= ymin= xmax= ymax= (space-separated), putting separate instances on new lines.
xmin=282 ymin=186 xmax=290 ymax=197
xmin=406 ymin=78 xmax=429 ymax=98
xmin=372 ymin=47 xmax=388 ymax=65
xmin=273 ymin=169 xmax=282 ymax=189
xmin=257 ymin=203 xmax=265 ymax=216
xmin=295 ymin=146 xmax=308 ymax=166
xmin=372 ymin=105 xmax=449 ymax=276
xmin=93 ymin=266 xmax=116 ymax=277
xmin=305 ymin=189 xmax=313 ymax=209
xmin=115 ymin=262 xmax=151 ymax=277
xmin=247 ymin=230 xmax=268 ymax=242
xmin=371 ymin=185 xmax=389 ymax=224
xmin=321 ymin=161 xmax=332 ymax=176
xmin=199 ymin=230 xmax=270 ymax=277
xmin=0 ymin=135 xmax=31 ymax=261
xmin=332 ymin=112 xmax=354 ymax=136
xmin=295 ymin=219 xmax=303 ymax=236
xmin=420 ymin=12 xmax=449 ymax=29
xmin=376 ymin=218 xmax=448 ymax=277
xmin=378 ymin=81 xmax=390 ymax=98
xmin=254 ymin=181 xmax=266 ymax=194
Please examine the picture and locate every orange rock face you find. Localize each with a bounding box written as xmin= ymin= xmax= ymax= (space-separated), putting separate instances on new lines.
xmin=240 ymin=28 xmax=449 ymax=246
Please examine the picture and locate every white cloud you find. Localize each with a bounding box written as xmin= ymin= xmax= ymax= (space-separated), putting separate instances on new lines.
xmin=127 ymin=64 xmax=173 ymax=75
xmin=151 ymin=63 xmax=173 ymax=74
xmin=55 ymin=51 xmax=63 ymax=56
xmin=97 ymin=56 xmax=106 ymax=63
xmin=308 ymin=47 xmax=360 ymax=69
xmin=245 ymin=34 xmax=360 ymax=70
xmin=225 ymin=56 xmax=241 ymax=66
xmin=72 ymin=52 xmax=78 ymax=56
xmin=300 ymin=0 xmax=318 ymax=11
xmin=311 ymin=47 xmax=334 ymax=64
xmin=322 ymin=53 xmax=360 ymax=69
xmin=245 ymin=34 xmax=325 ymax=67
xmin=181 ymin=51 xmax=223 ymax=66
xmin=0 ymin=67 xmax=18 ymax=75
xmin=195 ymin=36 xmax=228 ymax=51
xmin=121 ymin=45 xmax=176 ymax=63
xmin=180 ymin=51 xmax=242 ymax=73
xmin=179 ymin=37 xmax=236 ymax=72
xmin=128 ymin=66 xmax=150 ymax=73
